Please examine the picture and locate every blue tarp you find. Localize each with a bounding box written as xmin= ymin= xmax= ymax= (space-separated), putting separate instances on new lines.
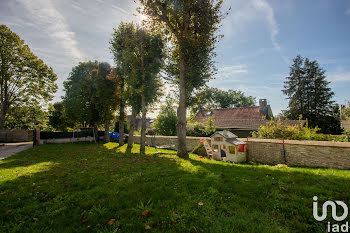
xmin=109 ymin=132 xmax=119 ymax=139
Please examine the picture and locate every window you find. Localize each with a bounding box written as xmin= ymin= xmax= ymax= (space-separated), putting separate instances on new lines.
xmin=214 ymin=137 xmax=221 ymax=141
xmin=213 ymin=145 xmax=219 ymax=152
xmin=228 ymin=146 xmax=236 ymax=154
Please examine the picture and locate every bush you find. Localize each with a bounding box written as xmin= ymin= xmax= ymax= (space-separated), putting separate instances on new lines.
xmin=186 ymin=117 xmax=216 ymax=137
xmin=252 ymin=119 xmax=350 ymax=142
xmin=152 ymin=97 xmax=177 ymax=136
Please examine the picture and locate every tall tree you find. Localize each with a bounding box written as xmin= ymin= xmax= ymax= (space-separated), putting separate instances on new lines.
xmin=64 ymin=61 xmax=118 ymax=141
xmin=139 ymin=0 xmax=223 ymax=158
xmin=282 ymin=55 xmax=339 ymax=133
xmin=63 ymin=61 xmax=99 ymax=127
xmin=134 ymin=28 xmax=163 ymax=154
xmin=110 ymin=23 xmax=135 ymax=146
xmin=283 ymin=55 xmax=305 ymax=119
xmin=91 ymin=63 xmax=119 ymax=142
xmin=0 ymin=24 xmax=57 ymax=129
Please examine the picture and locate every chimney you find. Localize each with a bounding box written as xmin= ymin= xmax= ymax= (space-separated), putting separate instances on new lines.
xmin=259 ymin=99 xmax=267 ymax=112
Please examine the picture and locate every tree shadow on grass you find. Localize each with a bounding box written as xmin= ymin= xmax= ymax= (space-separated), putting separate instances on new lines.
xmin=0 ymin=142 xmax=349 ymax=233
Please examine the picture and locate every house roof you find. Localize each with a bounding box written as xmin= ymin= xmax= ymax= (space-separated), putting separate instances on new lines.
xmin=226 ymin=139 xmax=246 ymax=146
xmin=211 ymin=130 xmax=238 ymax=139
xmin=194 ymin=107 xmax=303 ymax=130
xmin=195 ymin=107 xmax=266 ymax=122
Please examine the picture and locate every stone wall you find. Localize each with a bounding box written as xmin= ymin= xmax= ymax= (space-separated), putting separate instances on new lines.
xmin=0 ymin=130 xmax=33 ymax=142
xmin=245 ymin=138 xmax=350 ymax=170
xmin=133 ymin=136 xmax=350 ymax=169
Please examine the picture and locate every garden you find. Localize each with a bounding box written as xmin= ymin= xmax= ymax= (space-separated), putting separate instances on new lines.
xmin=1 ymin=143 xmax=349 ymax=232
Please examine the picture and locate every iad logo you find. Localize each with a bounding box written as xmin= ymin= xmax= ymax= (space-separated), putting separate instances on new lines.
xmin=313 ymin=196 xmax=349 ymax=232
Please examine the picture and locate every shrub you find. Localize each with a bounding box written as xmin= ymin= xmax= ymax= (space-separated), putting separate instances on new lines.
xmin=186 ymin=117 xmax=216 ymax=137
xmin=252 ymin=119 xmax=349 ymax=142
xmin=152 ymin=98 xmax=177 ymax=136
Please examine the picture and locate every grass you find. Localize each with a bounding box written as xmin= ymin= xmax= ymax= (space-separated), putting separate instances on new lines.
xmin=0 ymin=142 xmax=350 ymax=232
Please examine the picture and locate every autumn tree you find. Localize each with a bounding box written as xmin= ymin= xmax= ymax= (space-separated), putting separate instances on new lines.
xmin=139 ymin=0 xmax=223 ymax=158
xmin=0 ymin=24 xmax=57 ymax=129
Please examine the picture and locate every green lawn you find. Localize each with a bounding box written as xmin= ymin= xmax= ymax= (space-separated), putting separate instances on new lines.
xmin=0 ymin=143 xmax=349 ymax=232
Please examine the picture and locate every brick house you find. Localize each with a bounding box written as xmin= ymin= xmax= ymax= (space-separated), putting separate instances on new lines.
xmin=194 ymin=99 xmax=301 ymax=137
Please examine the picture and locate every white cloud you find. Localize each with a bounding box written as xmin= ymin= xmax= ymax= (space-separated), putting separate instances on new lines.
xmin=328 ymin=72 xmax=350 ymax=82
xmin=217 ymin=65 xmax=248 ymax=79
xmin=111 ymin=4 xmax=129 ymax=15
xmin=251 ymin=0 xmax=280 ymax=51
xmin=17 ymin=0 xmax=85 ymax=62
xmin=346 ymin=9 xmax=350 ymax=15
xmin=222 ymin=0 xmax=288 ymax=63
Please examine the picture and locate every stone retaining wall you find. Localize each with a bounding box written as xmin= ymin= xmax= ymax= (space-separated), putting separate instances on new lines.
xmin=133 ymin=136 xmax=350 ymax=169
xmin=245 ymin=138 xmax=350 ymax=169
xmin=0 ymin=130 xmax=33 ymax=142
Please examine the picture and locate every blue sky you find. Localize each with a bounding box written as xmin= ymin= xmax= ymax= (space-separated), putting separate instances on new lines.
xmin=1 ymin=0 xmax=350 ymax=116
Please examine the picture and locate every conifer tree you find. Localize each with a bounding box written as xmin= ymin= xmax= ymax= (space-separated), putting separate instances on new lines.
xmin=283 ymin=55 xmax=340 ymax=134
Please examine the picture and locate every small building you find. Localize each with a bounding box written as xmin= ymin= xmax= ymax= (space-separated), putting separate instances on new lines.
xmin=210 ymin=130 xmax=246 ymax=163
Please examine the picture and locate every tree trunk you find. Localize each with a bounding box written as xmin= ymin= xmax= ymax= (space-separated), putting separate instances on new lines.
xmin=0 ymin=79 xmax=8 ymax=129
xmin=177 ymin=53 xmax=188 ymax=158
xmin=104 ymin=119 xmax=110 ymax=143
xmin=126 ymin=106 xmax=137 ymax=153
xmin=0 ymin=105 xmax=6 ymax=129
xmin=119 ymin=101 xmax=125 ymax=146
xmin=140 ymin=42 xmax=147 ymax=154
xmin=140 ymin=93 xmax=147 ymax=154
xmin=93 ymin=123 xmax=99 ymax=142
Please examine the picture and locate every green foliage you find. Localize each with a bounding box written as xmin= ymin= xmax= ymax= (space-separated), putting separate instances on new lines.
xmin=253 ymin=119 xmax=349 ymax=142
xmin=187 ymin=117 xmax=216 ymax=137
xmin=113 ymin=117 xmax=129 ymax=133
xmin=111 ymin=23 xmax=164 ymax=112
xmin=343 ymin=102 xmax=350 ymax=120
xmin=282 ymin=55 xmax=340 ymax=134
xmin=190 ymin=87 xmax=256 ymax=114
xmin=0 ymin=24 xmax=58 ymax=129
xmin=63 ymin=61 xmax=118 ymax=127
xmin=152 ymin=97 xmax=177 ymax=136
xmin=5 ymin=104 xmax=50 ymax=130
xmin=48 ymin=102 xmax=73 ymax=131
xmin=139 ymin=0 xmax=224 ymax=92
xmin=63 ymin=61 xmax=99 ymax=126
xmin=205 ymin=117 xmax=216 ymax=135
